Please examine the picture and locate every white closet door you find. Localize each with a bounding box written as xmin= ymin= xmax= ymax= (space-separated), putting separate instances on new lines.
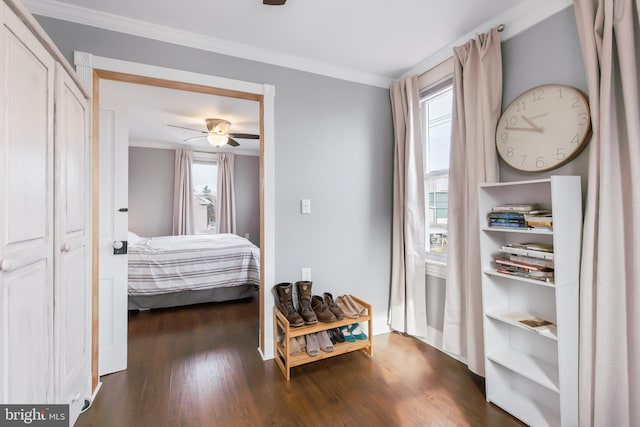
xmin=0 ymin=3 xmax=55 ymax=404
xmin=53 ymin=63 xmax=91 ymax=424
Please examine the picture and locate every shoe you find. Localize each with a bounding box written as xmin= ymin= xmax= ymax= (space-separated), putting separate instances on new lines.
xmin=336 ymin=296 xmax=358 ymax=319
xmin=316 ymin=331 xmax=334 ymax=352
xmin=330 ymin=327 xmax=345 ymax=343
xmin=274 ymin=283 xmax=305 ymax=327
xmin=296 ymin=335 xmax=306 ymax=352
xmin=295 ymin=281 xmax=318 ymax=325
xmin=345 ymin=295 xmax=367 ymax=316
xmin=311 ymin=295 xmax=337 ymax=323
xmin=349 ymin=323 xmax=367 ymax=340
xmin=287 ymin=337 xmax=301 ymax=355
xmin=339 ymin=325 xmax=356 ymax=342
xmin=323 ymin=293 xmax=345 ymax=320
xmin=305 ymin=333 xmax=320 ymax=356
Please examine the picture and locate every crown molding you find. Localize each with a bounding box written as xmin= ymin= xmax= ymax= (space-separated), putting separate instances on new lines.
xmin=23 ymin=0 xmax=393 ymax=88
xmin=403 ymin=0 xmax=573 ymax=79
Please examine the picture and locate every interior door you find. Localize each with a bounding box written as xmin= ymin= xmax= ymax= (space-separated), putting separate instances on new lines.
xmin=53 ymin=63 xmax=91 ymax=424
xmin=0 ymin=4 xmax=55 ymax=404
xmin=97 ymin=94 xmax=129 ymax=376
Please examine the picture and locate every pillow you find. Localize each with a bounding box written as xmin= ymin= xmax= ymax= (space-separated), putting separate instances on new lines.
xmin=128 ymin=231 xmax=141 ymax=243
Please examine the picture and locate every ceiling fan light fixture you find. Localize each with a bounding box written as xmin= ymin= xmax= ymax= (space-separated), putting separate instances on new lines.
xmin=207 ymin=133 xmax=228 ymax=147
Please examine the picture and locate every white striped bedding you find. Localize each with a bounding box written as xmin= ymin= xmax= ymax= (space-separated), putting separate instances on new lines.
xmin=127 ymin=233 xmax=260 ymax=296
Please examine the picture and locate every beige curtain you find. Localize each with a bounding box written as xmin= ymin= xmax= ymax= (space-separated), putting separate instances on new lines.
xmin=388 ymin=76 xmax=427 ymax=337
xmin=442 ymin=28 xmax=502 ymax=376
xmin=573 ymin=0 xmax=640 ymax=425
xmin=216 ymin=152 xmax=236 ymax=234
xmin=172 ymin=148 xmax=194 ymax=235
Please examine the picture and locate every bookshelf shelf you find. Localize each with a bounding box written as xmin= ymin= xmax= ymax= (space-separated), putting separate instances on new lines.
xmin=478 ymin=176 xmax=581 ymax=427
xmin=482 ymin=226 xmax=554 ymax=235
xmin=487 ymin=348 xmax=560 ymax=393
xmin=486 ymin=312 xmax=558 ymax=341
xmin=483 ymin=270 xmax=556 ymax=287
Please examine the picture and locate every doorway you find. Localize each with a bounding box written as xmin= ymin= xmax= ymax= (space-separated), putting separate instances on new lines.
xmin=74 ymin=52 xmax=276 ymax=391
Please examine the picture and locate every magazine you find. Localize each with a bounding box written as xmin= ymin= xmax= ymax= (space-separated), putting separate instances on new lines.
xmin=499 ymin=311 xmax=557 ymax=337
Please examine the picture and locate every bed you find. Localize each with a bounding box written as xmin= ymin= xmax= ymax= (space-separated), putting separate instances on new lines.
xmin=127 ymin=232 xmax=260 ymax=310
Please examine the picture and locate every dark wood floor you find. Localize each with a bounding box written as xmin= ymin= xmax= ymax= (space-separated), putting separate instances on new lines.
xmin=76 ymin=296 xmax=524 ymax=427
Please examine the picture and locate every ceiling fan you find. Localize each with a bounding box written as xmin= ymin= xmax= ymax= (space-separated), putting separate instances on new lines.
xmin=168 ymin=118 xmax=260 ymax=147
xmin=263 ymin=0 xmax=286 ymax=4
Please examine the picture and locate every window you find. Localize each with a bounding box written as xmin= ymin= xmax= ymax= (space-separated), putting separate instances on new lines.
xmin=192 ymin=158 xmax=217 ymax=234
xmin=420 ymin=82 xmax=453 ymax=262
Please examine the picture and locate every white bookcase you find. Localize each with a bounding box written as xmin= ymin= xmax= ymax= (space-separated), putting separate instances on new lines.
xmin=478 ymin=176 xmax=582 ymax=427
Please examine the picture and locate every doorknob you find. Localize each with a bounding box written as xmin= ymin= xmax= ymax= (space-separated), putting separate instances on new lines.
xmin=60 ymin=243 xmax=71 ymax=252
xmin=113 ymin=240 xmax=128 ymax=255
xmin=0 ymin=259 xmax=12 ymax=271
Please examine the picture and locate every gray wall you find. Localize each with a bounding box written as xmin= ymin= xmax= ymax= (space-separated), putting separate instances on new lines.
xmin=500 ymin=6 xmax=589 ymax=188
xmin=128 ymin=148 xmax=261 ymax=245
xmin=234 ymin=155 xmax=260 ymax=247
xmin=425 ymin=6 xmax=589 ymax=343
xmin=37 ymin=16 xmax=394 ymax=321
xmin=128 ymin=147 xmax=175 ymax=237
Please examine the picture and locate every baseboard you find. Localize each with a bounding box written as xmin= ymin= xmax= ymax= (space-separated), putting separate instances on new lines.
xmin=81 ymin=381 xmax=102 ymax=414
xmin=258 ymin=339 xmax=275 ymax=361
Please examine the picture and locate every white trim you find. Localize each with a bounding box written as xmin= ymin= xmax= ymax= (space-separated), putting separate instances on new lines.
xmin=425 ymin=260 xmax=447 ymax=279
xmin=25 ymin=0 xmax=392 ymax=88
xmin=403 ymin=0 xmax=573 ymax=79
xmin=75 ymin=52 xmax=276 ymax=361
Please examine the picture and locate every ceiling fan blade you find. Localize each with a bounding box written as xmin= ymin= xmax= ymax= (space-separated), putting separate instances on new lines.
xmin=227 ymin=138 xmax=240 ymax=147
xmin=263 ymin=0 xmax=286 ymax=4
xmin=228 ymin=133 xmax=260 ymax=139
xmin=183 ymin=135 xmax=206 ymax=142
xmin=168 ymin=124 xmax=207 ymax=133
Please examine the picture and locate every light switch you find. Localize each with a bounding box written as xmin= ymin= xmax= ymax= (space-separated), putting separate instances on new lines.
xmin=301 ymin=199 xmax=311 ymax=214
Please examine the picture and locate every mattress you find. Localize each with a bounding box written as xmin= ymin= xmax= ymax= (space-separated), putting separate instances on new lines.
xmin=127 ymin=233 xmax=260 ymax=296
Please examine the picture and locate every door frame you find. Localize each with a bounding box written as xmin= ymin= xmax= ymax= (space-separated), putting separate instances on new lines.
xmin=73 ymin=52 xmax=276 ymax=393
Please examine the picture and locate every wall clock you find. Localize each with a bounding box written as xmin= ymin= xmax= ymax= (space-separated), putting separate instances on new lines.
xmin=495 ymin=83 xmax=591 ymax=172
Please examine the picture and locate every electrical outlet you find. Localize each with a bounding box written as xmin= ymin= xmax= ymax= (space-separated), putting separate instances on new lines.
xmin=301 ymin=199 xmax=311 ymax=214
xmin=301 ymin=268 xmax=311 ymax=281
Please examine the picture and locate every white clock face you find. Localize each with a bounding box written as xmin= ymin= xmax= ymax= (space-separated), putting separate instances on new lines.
xmin=496 ymin=84 xmax=591 ymax=172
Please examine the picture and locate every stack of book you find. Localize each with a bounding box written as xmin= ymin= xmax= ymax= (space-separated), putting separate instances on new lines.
xmin=487 ymin=203 xmax=538 ymax=229
xmin=495 ymin=242 xmax=554 ymax=282
xmin=525 ymin=210 xmax=553 ymax=229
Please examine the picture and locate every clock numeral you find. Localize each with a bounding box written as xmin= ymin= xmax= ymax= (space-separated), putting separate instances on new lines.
xmin=533 ymin=89 xmax=544 ymax=102
xmin=520 ymin=155 xmax=527 ymax=166
xmin=506 ymin=147 xmax=514 ymax=157
xmin=578 ymin=112 xmax=588 ymax=125
xmin=508 ymin=116 xmax=518 ymax=126
xmin=558 ymin=88 xmax=564 ymax=99
xmin=536 ymin=157 xmax=545 ymax=169
xmin=500 ymin=133 xmax=508 ymax=143
xmin=557 ymin=148 xmax=566 ymax=160
xmin=572 ymin=97 xmax=581 ymax=108
xmin=516 ymin=101 xmax=526 ymax=112
xmin=570 ymin=133 xmax=579 ymax=144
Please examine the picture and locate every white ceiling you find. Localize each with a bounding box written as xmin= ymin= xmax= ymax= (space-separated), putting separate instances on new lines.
xmin=100 ymin=80 xmax=261 ymax=155
xmin=26 ymin=0 xmax=571 ymax=154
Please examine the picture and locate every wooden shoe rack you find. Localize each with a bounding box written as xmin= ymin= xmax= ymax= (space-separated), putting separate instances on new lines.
xmin=273 ymin=296 xmax=373 ymax=380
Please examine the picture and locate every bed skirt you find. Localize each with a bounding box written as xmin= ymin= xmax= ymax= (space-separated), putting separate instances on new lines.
xmin=128 ymin=284 xmax=258 ymax=310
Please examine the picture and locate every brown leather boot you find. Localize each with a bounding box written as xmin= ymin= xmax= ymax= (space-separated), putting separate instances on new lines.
xmin=323 ymin=292 xmax=345 ymax=320
xmin=274 ymin=283 xmax=304 ymax=327
xmin=295 ymin=281 xmax=318 ymax=325
xmin=311 ymin=295 xmax=336 ymax=323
